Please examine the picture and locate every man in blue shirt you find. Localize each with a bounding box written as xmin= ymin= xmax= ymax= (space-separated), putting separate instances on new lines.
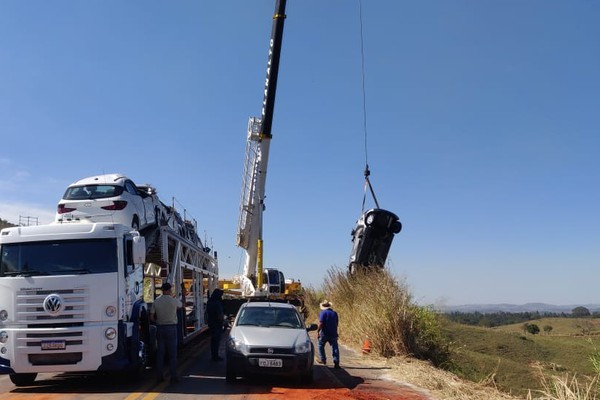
xmin=317 ymin=300 xmax=340 ymax=368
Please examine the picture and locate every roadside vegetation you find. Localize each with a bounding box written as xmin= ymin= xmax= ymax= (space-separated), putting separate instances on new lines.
xmin=304 ymin=267 xmax=600 ymax=399
xmin=303 ymin=266 xmax=450 ymax=366
xmin=0 ymin=217 xmax=16 ymax=230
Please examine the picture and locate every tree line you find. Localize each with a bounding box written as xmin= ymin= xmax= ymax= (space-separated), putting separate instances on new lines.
xmin=0 ymin=217 xmax=16 ymax=230
xmin=446 ymin=307 xmax=595 ymax=328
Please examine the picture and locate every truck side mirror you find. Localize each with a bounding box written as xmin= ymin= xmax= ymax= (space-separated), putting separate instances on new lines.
xmin=132 ymin=235 xmax=146 ymax=264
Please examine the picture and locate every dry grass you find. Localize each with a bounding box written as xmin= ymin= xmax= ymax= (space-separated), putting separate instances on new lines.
xmin=339 ymin=343 xmax=522 ymax=399
xmin=304 ymin=266 xmax=600 ymax=400
xmin=526 ymin=369 xmax=599 ymax=400
xmin=343 ymin=341 xmax=600 ymax=400
xmin=311 ymin=266 xmax=450 ymax=365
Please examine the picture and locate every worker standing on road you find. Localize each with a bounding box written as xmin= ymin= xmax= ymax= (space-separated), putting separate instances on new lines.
xmin=317 ymin=300 xmax=340 ymax=368
xmin=151 ymin=282 xmax=183 ymax=384
xmin=206 ymin=288 xmax=225 ymax=361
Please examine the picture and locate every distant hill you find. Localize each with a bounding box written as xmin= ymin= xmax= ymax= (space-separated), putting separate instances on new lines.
xmin=439 ymin=303 xmax=600 ymax=314
xmin=0 ymin=218 xmax=17 ymax=230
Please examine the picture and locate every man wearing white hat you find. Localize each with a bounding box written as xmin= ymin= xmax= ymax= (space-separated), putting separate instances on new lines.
xmin=317 ymin=300 xmax=340 ymax=368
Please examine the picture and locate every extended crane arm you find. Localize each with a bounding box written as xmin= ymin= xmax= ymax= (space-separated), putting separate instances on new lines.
xmin=236 ymin=0 xmax=287 ymax=297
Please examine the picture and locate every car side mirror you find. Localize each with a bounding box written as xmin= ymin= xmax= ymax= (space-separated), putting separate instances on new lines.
xmin=306 ymin=323 xmax=318 ymax=332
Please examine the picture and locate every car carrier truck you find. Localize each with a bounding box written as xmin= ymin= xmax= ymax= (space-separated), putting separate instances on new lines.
xmin=0 ymin=220 xmax=218 ymax=386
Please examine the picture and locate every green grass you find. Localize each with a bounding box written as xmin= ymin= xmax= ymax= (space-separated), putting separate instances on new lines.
xmin=496 ymin=317 xmax=600 ymax=337
xmin=444 ymin=319 xmax=600 ymax=397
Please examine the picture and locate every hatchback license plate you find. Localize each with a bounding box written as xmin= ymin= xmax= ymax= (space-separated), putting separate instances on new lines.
xmin=258 ymin=358 xmax=282 ymax=368
xmin=41 ymin=340 xmax=66 ymax=350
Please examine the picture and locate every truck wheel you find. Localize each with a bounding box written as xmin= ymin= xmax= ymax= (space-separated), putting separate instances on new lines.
xmin=9 ymin=373 xmax=37 ymax=386
xmin=131 ymin=216 xmax=140 ymax=231
xmin=365 ymin=212 xmax=375 ymax=226
xmin=129 ymin=312 xmax=149 ymax=380
xmin=349 ymin=263 xmax=358 ymax=275
xmin=391 ymin=221 xmax=402 ymax=234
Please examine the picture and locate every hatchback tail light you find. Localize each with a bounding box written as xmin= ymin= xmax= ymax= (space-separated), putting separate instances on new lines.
xmin=102 ymin=201 xmax=127 ymax=211
xmin=57 ymin=204 xmax=76 ymax=214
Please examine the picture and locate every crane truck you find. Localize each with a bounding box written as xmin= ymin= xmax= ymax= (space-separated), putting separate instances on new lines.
xmin=233 ymin=0 xmax=291 ymax=299
xmin=0 ymin=210 xmax=218 ymax=386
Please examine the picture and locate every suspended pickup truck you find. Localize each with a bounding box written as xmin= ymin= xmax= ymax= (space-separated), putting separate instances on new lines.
xmin=348 ymin=208 xmax=402 ymax=274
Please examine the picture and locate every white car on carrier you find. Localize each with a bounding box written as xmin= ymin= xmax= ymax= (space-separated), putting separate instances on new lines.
xmin=55 ymin=174 xmax=161 ymax=230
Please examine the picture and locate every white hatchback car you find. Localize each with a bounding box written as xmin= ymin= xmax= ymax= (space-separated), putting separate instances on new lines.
xmin=55 ymin=174 xmax=161 ymax=230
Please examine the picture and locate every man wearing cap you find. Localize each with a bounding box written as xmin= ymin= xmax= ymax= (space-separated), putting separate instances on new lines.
xmin=317 ymin=300 xmax=340 ymax=368
xmin=151 ymin=282 xmax=183 ymax=384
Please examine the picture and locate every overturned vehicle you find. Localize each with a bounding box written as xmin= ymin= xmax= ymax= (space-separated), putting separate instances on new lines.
xmin=348 ymin=208 xmax=402 ymax=274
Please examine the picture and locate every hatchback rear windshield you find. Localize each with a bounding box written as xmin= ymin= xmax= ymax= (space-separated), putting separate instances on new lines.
xmin=63 ymin=185 xmax=124 ymax=200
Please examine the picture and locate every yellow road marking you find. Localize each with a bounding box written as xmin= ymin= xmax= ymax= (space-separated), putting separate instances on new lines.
xmin=133 ymin=334 xmax=211 ymax=400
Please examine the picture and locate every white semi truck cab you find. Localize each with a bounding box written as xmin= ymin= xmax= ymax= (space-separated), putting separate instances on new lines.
xmin=0 ymin=222 xmax=149 ymax=386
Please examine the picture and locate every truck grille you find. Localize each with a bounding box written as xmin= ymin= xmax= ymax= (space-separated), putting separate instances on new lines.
xmin=15 ymin=288 xmax=88 ymax=366
xmin=17 ymin=288 xmax=87 ymax=324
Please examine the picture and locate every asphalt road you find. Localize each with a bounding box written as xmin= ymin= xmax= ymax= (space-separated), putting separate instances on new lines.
xmin=0 ymin=331 xmax=433 ymax=400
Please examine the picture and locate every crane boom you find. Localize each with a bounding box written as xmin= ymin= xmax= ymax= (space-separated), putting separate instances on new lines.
xmin=236 ymin=0 xmax=287 ymax=297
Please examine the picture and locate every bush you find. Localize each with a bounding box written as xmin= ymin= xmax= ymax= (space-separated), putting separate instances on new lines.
xmin=307 ymin=266 xmax=450 ymax=367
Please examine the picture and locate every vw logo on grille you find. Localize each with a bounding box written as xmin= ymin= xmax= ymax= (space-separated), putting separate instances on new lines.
xmin=43 ymin=294 xmax=64 ymax=316
xmin=268 ymin=348 xmax=274 ymax=354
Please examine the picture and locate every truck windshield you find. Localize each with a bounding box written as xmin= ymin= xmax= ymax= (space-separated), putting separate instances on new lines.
xmin=0 ymin=239 xmax=118 ymax=277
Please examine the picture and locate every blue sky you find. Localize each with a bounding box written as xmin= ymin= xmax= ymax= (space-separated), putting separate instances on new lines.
xmin=1 ymin=1 xmax=598 ymax=306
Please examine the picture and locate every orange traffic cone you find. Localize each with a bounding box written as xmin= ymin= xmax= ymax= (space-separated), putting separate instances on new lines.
xmin=361 ymin=338 xmax=371 ymax=354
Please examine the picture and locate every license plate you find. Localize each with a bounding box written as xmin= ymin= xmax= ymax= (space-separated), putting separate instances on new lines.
xmin=258 ymin=358 xmax=282 ymax=368
xmin=41 ymin=340 xmax=66 ymax=350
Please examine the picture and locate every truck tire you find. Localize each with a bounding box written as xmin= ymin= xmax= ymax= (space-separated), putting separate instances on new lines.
xmin=128 ymin=310 xmax=149 ymax=380
xmin=131 ymin=216 xmax=140 ymax=231
xmin=9 ymin=373 xmax=37 ymax=387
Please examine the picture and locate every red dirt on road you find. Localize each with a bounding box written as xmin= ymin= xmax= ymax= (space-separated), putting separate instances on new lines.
xmin=243 ymin=380 xmax=432 ymax=400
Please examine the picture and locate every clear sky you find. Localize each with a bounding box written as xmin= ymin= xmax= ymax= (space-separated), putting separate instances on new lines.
xmin=1 ymin=1 xmax=598 ymax=306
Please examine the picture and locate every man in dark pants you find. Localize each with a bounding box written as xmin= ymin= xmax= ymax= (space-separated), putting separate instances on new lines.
xmin=317 ymin=299 xmax=340 ymax=368
xmin=150 ymin=282 xmax=183 ymax=383
xmin=206 ymin=288 xmax=224 ymax=361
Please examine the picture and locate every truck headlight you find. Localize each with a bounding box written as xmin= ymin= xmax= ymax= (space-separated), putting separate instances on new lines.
xmin=105 ymin=327 xmax=117 ymax=340
xmin=295 ymin=339 xmax=311 ymax=354
xmin=105 ymin=306 xmax=116 ymax=317
xmin=0 ymin=310 xmax=7 ymax=321
xmin=0 ymin=331 xmax=8 ymax=344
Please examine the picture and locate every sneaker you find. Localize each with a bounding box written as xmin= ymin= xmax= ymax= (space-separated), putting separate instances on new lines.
xmin=317 ymin=359 xmax=326 ymax=365
xmin=334 ymin=363 xmax=341 ymax=369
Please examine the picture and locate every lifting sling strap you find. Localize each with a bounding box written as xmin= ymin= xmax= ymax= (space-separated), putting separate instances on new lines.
xmin=361 ymin=165 xmax=380 ymax=213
